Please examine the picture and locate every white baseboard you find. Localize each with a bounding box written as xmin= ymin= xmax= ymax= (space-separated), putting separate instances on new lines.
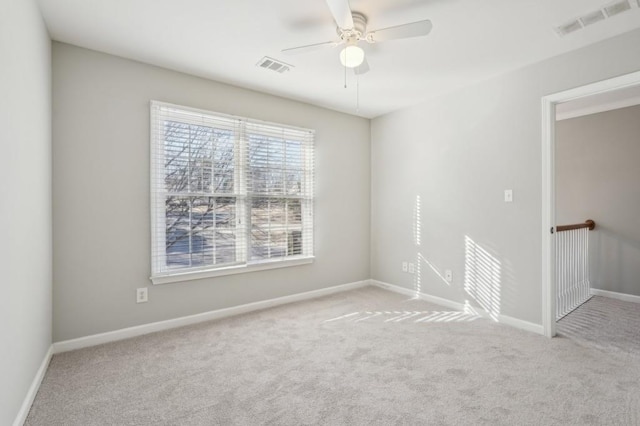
xmin=371 ymin=280 xmax=544 ymax=335
xmin=372 ymin=280 xmax=463 ymax=311
xmin=496 ymin=313 xmax=544 ymax=335
xmin=13 ymin=345 xmax=53 ymax=426
xmin=591 ymin=288 xmax=640 ymax=304
xmin=53 ymin=280 xmax=370 ymax=354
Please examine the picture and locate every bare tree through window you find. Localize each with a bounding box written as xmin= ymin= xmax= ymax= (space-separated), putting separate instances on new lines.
xmin=151 ymin=102 xmax=314 ymax=278
xmin=164 ymin=121 xmax=236 ymax=268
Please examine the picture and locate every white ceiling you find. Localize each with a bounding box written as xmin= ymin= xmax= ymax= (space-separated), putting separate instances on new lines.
xmin=37 ymin=0 xmax=640 ymax=118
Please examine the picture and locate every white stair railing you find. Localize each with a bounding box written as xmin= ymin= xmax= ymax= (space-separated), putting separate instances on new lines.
xmin=555 ymin=220 xmax=595 ymax=321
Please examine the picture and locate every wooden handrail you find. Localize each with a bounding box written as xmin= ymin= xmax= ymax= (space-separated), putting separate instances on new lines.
xmin=556 ymin=219 xmax=596 ymax=233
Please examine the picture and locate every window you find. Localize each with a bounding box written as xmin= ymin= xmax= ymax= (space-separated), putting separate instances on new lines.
xmin=150 ymin=101 xmax=314 ymax=284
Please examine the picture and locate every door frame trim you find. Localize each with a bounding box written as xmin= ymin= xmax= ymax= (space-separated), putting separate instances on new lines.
xmin=541 ymin=70 xmax=640 ymax=337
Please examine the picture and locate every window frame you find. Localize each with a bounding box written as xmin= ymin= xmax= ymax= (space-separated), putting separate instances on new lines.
xmin=150 ymin=101 xmax=314 ymax=285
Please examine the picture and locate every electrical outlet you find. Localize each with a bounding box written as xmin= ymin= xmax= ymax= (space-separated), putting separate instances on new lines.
xmin=136 ymin=287 xmax=148 ymax=304
xmin=402 ymin=261 xmax=408 ymax=272
xmin=408 ymin=263 xmax=415 ymax=274
xmin=445 ymin=269 xmax=453 ymax=282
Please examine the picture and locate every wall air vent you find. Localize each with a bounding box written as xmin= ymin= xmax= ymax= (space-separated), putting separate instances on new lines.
xmin=604 ymin=0 xmax=632 ymax=16
xmin=580 ymin=10 xmax=606 ymax=26
xmin=256 ymin=56 xmax=293 ymax=74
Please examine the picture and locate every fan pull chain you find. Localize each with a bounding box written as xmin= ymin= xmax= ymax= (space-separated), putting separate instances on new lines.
xmin=344 ymin=59 xmax=347 ymax=88
xmin=356 ymin=73 xmax=360 ymax=113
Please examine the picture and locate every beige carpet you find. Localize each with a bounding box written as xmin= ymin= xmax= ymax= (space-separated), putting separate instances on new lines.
xmin=557 ymin=295 xmax=640 ymax=356
xmin=27 ymin=286 xmax=640 ymax=425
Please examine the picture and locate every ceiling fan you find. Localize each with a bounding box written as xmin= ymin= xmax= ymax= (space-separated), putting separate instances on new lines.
xmin=282 ymin=0 xmax=433 ymax=75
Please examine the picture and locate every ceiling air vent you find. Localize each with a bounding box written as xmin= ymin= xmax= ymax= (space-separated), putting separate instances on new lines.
xmin=256 ymin=56 xmax=293 ymax=74
xmin=555 ymin=0 xmax=638 ymax=37
xmin=604 ymin=0 xmax=632 ymax=16
xmin=580 ymin=10 xmax=606 ymax=26
xmin=555 ymin=19 xmax=583 ymax=36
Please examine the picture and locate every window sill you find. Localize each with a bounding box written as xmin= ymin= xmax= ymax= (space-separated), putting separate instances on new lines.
xmin=150 ymin=256 xmax=315 ymax=285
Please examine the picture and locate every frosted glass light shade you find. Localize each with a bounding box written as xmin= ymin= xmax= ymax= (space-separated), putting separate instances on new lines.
xmin=339 ymin=45 xmax=365 ymax=68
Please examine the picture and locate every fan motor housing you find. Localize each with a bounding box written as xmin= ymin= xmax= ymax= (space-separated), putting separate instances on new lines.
xmin=337 ymin=11 xmax=367 ymax=40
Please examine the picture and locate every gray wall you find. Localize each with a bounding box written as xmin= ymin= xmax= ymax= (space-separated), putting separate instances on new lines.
xmin=371 ymin=29 xmax=640 ymax=326
xmin=0 ymin=0 xmax=52 ymax=423
xmin=556 ymin=105 xmax=640 ymax=297
xmin=52 ymin=42 xmax=370 ymax=342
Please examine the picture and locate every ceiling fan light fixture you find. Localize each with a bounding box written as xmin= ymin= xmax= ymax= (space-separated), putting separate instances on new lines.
xmin=339 ymin=45 xmax=365 ymax=68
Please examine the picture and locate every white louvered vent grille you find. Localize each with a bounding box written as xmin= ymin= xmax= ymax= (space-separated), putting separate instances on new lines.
xmin=555 ymin=0 xmax=637 ymax=37
xmin=556 ymin=20 xmax=583 ymax=36
xmin=256 ymin=56 xmax=293 ymax=74
xmin=580 ymin=10 xmax=606 ymax=26
xmin=604 ymin=0 xmax=632 ymax=16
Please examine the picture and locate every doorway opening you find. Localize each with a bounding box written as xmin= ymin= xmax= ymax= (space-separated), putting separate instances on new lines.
xmin=541 ymin=70 xmax=640 ymax=338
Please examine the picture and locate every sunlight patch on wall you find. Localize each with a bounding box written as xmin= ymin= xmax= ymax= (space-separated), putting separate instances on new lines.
xmin=413 ymin=195 xmax=421 ymax=247
xmin=464 ymin=236 xmax=502 ymax=321
xmin=413 ymin=195 xmax=422 ymax=297
xmin=418 ymin=253 xmax=451 ymax=286
xmin=414 ymin=251 xmax=422 ymax=297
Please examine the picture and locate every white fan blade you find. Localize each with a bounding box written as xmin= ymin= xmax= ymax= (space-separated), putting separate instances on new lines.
xmin=281 ymin=41 xmax=339 ymax=55
xmin=368 ymin=20 xmax=433 ymax=43
xmin=354 ymin=58 xmax=370 ymax=75
xmin=325 ymin=0 xmax=354 ymax=29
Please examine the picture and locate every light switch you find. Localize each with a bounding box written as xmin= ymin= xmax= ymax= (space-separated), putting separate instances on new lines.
xmin=504 ymin=189 xmax=513 ymax=203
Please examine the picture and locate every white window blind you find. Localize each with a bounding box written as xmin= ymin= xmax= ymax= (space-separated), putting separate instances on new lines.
xmin=150 ymin=101 xmax=314 ymax=283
